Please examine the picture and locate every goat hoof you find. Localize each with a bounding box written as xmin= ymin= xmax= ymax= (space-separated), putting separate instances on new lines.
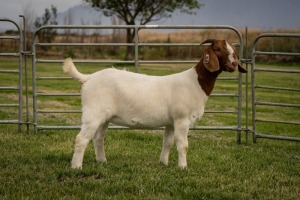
xmin=71 ymin=165 xmax=82 ymax=170
xmin=160 ymin=161 xmax=168 ymax=166
xmin=178 ymin=165 xmax=187 ymax=169
xmin=71 ymin=162 xmax=82 ymax=169
xmin=96 ymin=158 xmax=107 ymax=163
xmin=160 ymin=159 xmax=168 ymax=166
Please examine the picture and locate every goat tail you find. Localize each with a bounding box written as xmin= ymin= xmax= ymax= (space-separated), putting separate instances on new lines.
xmin=63 ymin=58 xmax=90 ymax=83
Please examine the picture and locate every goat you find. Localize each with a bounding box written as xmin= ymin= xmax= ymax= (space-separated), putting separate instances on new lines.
xmin=63 ymin=39 xmax=247 ymax=169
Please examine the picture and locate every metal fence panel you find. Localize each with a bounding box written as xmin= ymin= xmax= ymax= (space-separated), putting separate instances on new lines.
xmin=251 ymin=33 xmax=300 ymax=142
xmin=0 ymin=18 xmax=23 ymax=132
xmin=31 ymin=25 xmax=246 ymax=143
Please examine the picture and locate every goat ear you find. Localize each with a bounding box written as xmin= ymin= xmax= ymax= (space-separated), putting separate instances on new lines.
xmin=203 ymin=47 xmax=220 ymax=72
xmin=238 ymin=64 xmax=248 ymax=73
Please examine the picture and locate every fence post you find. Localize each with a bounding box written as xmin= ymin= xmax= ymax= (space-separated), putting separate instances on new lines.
xmin=134 ymin=26 xmax=139 ymax=73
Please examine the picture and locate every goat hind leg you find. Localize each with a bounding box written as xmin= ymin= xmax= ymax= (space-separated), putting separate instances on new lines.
xmin=93 ymin=122 xmax=109 ymax=163
xmin=71 ymin=121 xmax=100 ymax=169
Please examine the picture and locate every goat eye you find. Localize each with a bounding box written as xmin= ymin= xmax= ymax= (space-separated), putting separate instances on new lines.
xmin=214 ymin=48 xmax=220 ymax=52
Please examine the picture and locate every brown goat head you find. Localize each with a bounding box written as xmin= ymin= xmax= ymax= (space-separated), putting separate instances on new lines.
xmin=200 ymin=39 xmax=247 ymax=73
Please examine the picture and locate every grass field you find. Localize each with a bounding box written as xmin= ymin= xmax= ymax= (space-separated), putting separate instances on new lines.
xmin=0 ymin=58 xmax=299 ymax=199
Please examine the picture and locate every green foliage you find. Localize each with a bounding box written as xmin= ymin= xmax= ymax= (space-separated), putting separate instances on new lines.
xmin=64 ymin=48 xmax=76 ymax=58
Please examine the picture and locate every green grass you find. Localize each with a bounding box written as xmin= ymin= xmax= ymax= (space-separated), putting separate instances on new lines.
xmin=0 ymin=58 xmax=299 ymax=199
xmin=0 ymin=126 xmax=299 ymax=200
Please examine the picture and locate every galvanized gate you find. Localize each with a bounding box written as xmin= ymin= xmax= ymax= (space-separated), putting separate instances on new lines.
xmin=31 ymin=25 xmax=246 ymax=142
xmin=251 ymin=33 xmax=300 ymax=142
xmin=0 ymin=18 xmax=23 ymax=132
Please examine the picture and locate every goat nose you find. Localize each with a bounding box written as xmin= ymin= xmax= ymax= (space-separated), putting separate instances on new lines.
xmin=232 ymin=61 xmax=237 ymax=66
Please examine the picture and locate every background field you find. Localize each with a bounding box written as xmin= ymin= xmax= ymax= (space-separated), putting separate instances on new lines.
xmin=0 ymin=56 xmax=299 ymax=199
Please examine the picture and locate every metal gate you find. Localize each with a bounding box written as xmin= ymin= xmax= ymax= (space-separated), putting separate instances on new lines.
xmin=0 ymin=18 xmax=23 ymax=132
xmin=32 ymin=25 xmax=246 ymax=142
xmin=251 ymin=33 xmax=300 ymax=142
xmin=2 ymin=18 xmax=300 ymax=143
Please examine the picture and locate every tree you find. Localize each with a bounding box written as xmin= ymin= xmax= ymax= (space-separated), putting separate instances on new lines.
xmin=84 ymin=0 xmax=203 ymax=59
xmin=34 ymin=5 xmax=58 ymax=46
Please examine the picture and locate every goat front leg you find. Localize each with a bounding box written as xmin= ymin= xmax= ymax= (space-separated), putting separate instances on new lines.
xmin=174 ymin=120 xmax=190 ymax=169
xmin=160 ymin=126 xmax=174 ymax=166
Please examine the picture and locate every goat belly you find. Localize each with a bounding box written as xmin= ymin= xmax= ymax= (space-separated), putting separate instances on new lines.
xmin=110 ymin=112 xmax=172 ymax=128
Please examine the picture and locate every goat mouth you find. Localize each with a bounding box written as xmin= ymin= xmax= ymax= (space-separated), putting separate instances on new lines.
xmin=225 ymin=65 xmax=235 ymax=72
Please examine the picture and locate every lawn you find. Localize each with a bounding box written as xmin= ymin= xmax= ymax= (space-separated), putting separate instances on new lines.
xmin=0 ymin=58 xmax=299 ymax=199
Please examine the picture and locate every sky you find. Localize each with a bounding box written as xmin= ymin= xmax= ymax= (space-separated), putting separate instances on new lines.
xmin=0 ymin=0 xmax=300 ymax=31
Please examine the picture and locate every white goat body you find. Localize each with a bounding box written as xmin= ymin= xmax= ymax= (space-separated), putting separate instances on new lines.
xmin=63 ymin=60 xmax=208 ymax=129
xmin=64 ymin=39 xmax=246 ymax=169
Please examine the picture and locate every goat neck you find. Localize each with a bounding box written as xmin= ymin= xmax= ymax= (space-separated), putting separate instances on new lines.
xmin=194 ymin=58 xmax=221 ymax=96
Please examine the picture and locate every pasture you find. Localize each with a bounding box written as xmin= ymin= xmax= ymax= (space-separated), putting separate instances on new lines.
xmin=0 ymin=58 xmax=299 ymax=199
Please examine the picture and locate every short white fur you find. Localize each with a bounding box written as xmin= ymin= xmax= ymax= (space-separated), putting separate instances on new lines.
xmin=226 ymin=42 xmax=235 ymax=64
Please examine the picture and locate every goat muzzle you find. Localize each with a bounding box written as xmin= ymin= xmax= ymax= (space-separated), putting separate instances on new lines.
xmin=225 ymin=62 xmax=247 ymax=73
xmin=225 ymin=64 xmax=236 ymax=72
